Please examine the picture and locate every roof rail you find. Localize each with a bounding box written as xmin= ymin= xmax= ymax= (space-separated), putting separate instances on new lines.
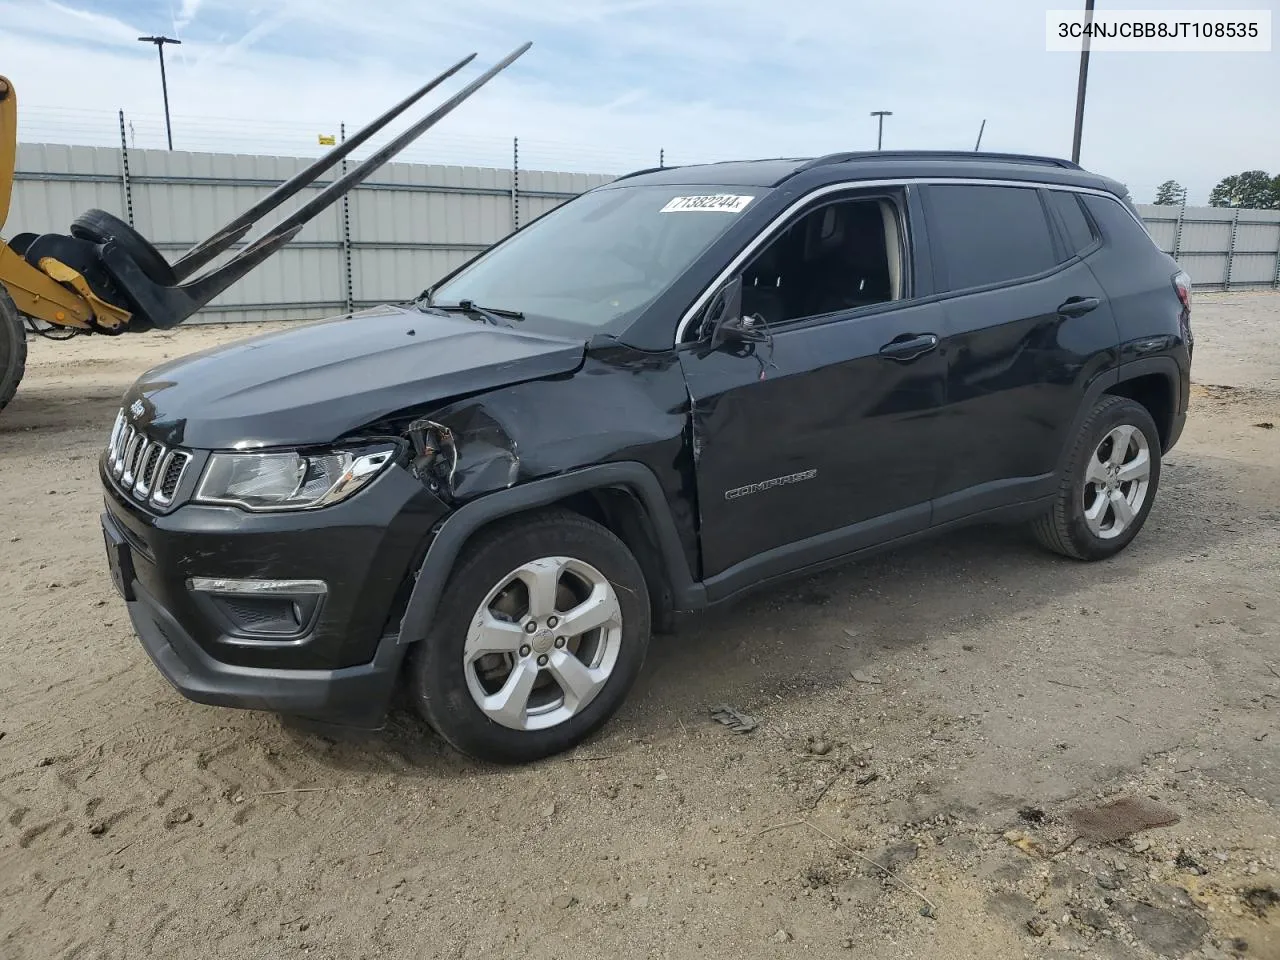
xmin=796 ymin=150 xmax=1082 ymax=172
xmin=612 ymin=164 xmax=681 ymax=182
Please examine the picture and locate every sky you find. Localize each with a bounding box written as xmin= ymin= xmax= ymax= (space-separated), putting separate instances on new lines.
xmin=2 ymin=0 xmax=1277 ymax=203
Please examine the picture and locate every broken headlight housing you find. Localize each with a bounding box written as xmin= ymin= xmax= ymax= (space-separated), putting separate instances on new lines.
xmin=194 ymin=446 xmax=395 ymax=512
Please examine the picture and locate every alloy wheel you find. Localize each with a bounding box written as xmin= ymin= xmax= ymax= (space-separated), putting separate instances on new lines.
xmin=1082 ymin=423 xmax=1151 ymax=540
xmin=462 ymin=556 xmax=623 ymax=731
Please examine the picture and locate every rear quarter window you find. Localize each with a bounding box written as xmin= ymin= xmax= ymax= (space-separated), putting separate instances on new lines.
xmin=925 ymin=184 xmax=1057 ymax=291
xmin=1047 ymin=190 xmax=1098 ymax=256
xmin=1080 ymin=193 xmax=1159 ymax=254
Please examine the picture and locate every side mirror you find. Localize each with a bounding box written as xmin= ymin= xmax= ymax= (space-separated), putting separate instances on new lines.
xmin=705 ymin=277 xmax=769 ymax=348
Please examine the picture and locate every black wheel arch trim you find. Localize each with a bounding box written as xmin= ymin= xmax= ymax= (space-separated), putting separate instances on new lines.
xmin=1055 ymin=356 xmax=1180 ymax=475
xmin=397 ymin=462 xmax=704 ymax=644
xmin=1116 ymin=354 xmax=1180 ymax=383
xmin=1113 ymin=355 xmax=1183 ymax=449
xmin=1055 ymin=367 xmax=1118 ymax=475
xmin=1116 ymin=355 xmax=1181 ymax=402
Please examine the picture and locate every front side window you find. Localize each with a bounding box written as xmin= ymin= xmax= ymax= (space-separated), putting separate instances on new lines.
xmin=428 ymin=184 xmax=762 ymax=336
xmin=736 ymin=196 xmax=905 ymax=327
xmin=926 ymin=184 xmax=1057 ymax=291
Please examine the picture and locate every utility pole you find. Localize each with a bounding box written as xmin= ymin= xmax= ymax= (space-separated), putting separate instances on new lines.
xmin=1070 ymin=0 xmax=1095 ymax=164
xmin=870 ymin=110 xmax=892 ymax=150
xmin=138 ymin=35 xmax=181 ymax=150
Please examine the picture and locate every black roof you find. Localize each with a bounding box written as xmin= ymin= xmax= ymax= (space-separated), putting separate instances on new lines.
xmin=610 ymin=158 xmax=813 ymax=186
xmin=610 ymin=150 xmax=1127 ymax=197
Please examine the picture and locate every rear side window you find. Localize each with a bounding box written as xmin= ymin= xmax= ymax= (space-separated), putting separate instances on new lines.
xmin=1046 ymin=190 xmax=1097 ymax=256
xmin=926 ymin=184 xmax=1057 ymax=291
xmin=1080 ymin=193 xmax=1157 ymax=252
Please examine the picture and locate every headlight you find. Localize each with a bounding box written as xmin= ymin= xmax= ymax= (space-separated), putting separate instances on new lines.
xmin=194 ymin=446 xmax=395 ymax=511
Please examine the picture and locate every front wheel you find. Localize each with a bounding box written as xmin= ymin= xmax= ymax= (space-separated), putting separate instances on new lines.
xmin=0 ymin=290 xmax=28 ymax=413
xmin=408 ymin=509 xmax=651 ymax=763
xmin=1032 ymin=395 xmax=1162 ymax=560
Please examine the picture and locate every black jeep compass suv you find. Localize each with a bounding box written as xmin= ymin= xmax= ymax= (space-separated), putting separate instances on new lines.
xmin=100 ymin=150 xmax=1193 ymax=763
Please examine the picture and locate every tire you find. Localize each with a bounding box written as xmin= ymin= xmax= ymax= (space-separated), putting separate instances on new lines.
xmin=69 ymin=209 xmax=176 ymax=286
xmin=0 ymin=290 xmax=27 ymax=413
xmin=1032 ymin=395 xmax=1162 ymax=560
xmin=408 ymin=508 xmax=651 ymax=764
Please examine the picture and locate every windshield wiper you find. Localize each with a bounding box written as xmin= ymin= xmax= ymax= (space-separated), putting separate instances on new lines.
xmin=429 ymin=300 xmax=525 ymax=326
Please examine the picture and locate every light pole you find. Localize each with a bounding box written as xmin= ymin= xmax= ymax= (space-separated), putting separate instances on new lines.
xmin=138 ymin=35 xmax=181 ymax=150
xmin=870 ymin=110 xmax=892 ymax=150
xmin=1070 ymin=0 xmax=1095 ymax=164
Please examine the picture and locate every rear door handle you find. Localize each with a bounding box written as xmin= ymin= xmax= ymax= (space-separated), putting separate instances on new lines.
xmin=1058 ymin=296 xmax=1100 ymax=318
xmin=879 ymin=333 xmax=939 ymax=362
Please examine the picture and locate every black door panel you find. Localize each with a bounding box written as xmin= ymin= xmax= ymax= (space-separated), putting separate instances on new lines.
xmin=679 ymin=300 xmax=947 ymax=578
xmin=931 ymin=262 xmax=1119 ymax=515
xmin=918 ymin=182 xmax=1121 ymax=521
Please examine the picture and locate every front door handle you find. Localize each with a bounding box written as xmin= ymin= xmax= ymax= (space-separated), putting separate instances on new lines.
xmin=1058 ymin=296 xmax=1100 ymax=318
xmin=879 ymin=333 xmax=939 ymax=362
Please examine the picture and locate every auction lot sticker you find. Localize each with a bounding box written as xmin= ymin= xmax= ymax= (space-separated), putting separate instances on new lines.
xmin=661 ymin=194 xmax=755 ymax=213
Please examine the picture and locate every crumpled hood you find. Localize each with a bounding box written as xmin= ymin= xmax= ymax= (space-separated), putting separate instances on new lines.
xmin=123 ymin=304 xmax=586 ymax=449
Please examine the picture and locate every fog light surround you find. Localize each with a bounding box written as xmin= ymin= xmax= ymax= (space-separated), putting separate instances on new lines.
xmin=188 ymin=577 xmax=327 ymax=595
xmin=188 ymin=578 xmax=327 ymax=644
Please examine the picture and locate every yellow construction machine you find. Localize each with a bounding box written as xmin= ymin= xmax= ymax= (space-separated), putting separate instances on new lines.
xmin=0 ymin=44 xmax=530 ymax=412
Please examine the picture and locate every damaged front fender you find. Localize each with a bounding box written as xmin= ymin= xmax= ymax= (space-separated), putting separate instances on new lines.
xmin=403 ymin=346 xmax=690 ymax=504
xmin=406 ymin=406 xmax=520 ymax=501
xmin=398 ymin=344 xmax=701 ymax=579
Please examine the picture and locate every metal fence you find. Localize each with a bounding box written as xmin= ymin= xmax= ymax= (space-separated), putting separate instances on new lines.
xmin=1136 ymin=203 xmax=1280 ymax=289
xmin=10 ymin=141 xmax=612 ymax=324
xmin=8 ymin=142 xmax=1278 ymax=326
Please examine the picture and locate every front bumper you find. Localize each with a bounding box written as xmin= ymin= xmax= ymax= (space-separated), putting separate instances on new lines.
xmin=125 ymin=576 xmax=406 ymax=728
xmin=101 ymin=454 xmax=448 ymax=726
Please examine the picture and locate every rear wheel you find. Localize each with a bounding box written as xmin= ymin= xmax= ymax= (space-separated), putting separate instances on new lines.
xmin=409 ymin=509 xmax=651 ymax=763
xmin=0 ymin=290 xmax=27 ymax=412
xmin=1032 ymin=395 xmax=1161 ymax=560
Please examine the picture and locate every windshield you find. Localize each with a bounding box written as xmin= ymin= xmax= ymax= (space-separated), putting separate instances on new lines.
xmin=427 ymin=184 xmax=762 ymax=335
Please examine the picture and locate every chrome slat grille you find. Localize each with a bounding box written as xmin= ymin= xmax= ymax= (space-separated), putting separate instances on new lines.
xmin=106 ymin=409 xmax=192 ymax=510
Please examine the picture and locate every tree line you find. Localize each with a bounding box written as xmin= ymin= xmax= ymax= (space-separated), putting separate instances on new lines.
xmin=1153 ymin=171 xmax=1280 ymax=208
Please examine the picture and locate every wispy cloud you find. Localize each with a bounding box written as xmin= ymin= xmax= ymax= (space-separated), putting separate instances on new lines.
xmin=11 ymin=0 xmax=142 ymax=46
xmin=175 ymin=0 xmax=203 ymax=28
xmin=189 ymin=8 xmax=293 ymax=70
xmin=3 ymin=0 xmax=1276 ymax=203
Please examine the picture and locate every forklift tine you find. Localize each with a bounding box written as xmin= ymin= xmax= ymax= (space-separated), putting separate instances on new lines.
xmin=168 ymin=43 xmax=534 ymax=314
xmin=170 ymin=51 xmax=478 ymax=281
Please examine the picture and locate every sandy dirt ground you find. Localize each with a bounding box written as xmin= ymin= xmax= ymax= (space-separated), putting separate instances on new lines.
xmin=1 ymin=293 xmax=1277 ymax=960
